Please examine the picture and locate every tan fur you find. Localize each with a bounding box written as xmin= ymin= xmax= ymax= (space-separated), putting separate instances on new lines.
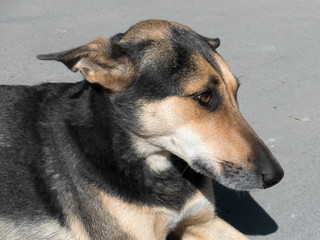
xmin=178 ymin=178 xmax=215 ymax=220
xmin=170 ymin=179 xmax=248 ymax=240
xmin=98 ymin=191 xmax=173 ymax=240
xmin=131 ymin=131 xmax=164 ymax=155
xmin=172 ymin=216 xmax=249 ymax=240
xmin=145 ymin=151 xmax=173 ymax=173
xmin=120 ymin=20 xmax=171 ymax=42
xmin=79 ymin=63 xmax=135 ymax=92
xmin=131 ymin=129 xmax=173 ymax=173
xmin=77 ymin=180 xmax=248 ymax=240
xmin=139 ymin=40 xmax=175 ymax=71
xmin=212 ymin=52 xmax=239 ymax=95
xmin=31 ymin=20 xmax=282 ymax=239
xmin=90 ymin=37 xmax=109 ymax=44
xmin=204 ymin=37 xmax=220 ymax=49
xmin=96 ymin=179 xmax=247 ymax=240
xmin=182 ymin=54 xmax=221 ymax=95
xmin=137 ymin=52 xmax=260 ymax=177
xmin=69 ymin=39 xmax=137 ymax=92
xmin=139 ymin=95 xmax=255 ymax=165
xmin=66 ymin=215 xmax=90 ymax=240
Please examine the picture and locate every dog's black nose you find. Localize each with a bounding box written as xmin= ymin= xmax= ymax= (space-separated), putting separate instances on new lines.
xmin=262 ymin=166 xmax=284 ymax=188
xmin=255 ymin=145 xmax=284 ymax=189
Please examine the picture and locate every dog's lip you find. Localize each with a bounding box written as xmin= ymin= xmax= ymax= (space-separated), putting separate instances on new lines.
xmin=190 ymin=159 xmax=216 ymax=178
xmin=190 ymin=158 xmax=266 ymax=190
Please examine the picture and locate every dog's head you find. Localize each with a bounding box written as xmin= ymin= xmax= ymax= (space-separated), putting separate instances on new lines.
xmin=37 ymin=20 xmax=283 ymax=190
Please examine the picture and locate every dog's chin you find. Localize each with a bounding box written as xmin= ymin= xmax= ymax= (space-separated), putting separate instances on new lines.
xmin=214 ymin=175 xmax=262 ymax=191
xmin=190 ymin=159 xmax=217 ymax=179
xmin=190 ymin=159 xmax=262 ymax=191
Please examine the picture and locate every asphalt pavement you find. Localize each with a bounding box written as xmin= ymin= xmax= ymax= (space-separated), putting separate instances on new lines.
xmin=1 ymin=0 xmax=319 ymax=239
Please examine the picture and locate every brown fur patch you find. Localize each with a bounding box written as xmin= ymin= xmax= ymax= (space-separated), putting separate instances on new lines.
xmin=171 ymin=215 xmax=248 ymax=240
xmin=138 ymin=91 xmax=257 ymax=174
xmin=182 ymin=54 xmax=221 ymax=95
xmin=169 ymin=178 xmax=215 ymax=239
xmin=170 ymin=206 xmax=214 ymax=239
xmin=98 ymin=190 xmax=174 ymax=240
xmin=74 ymin=184 xmax=135 ymax=239
xmin=90 ymin=37 xmax=109 ymax=44
xmin=137 ymin=53 xmax=256 ymax=171
xmin=79 ymin=61 xmax=136 ymax=92
xmin=213 ymin=52 xmax=239 ymax=95
xmin=170 ymin=179 xmax=248 ymax=240
xmin=66 ymin=215 xmax=90 ymax=240
xmin=72 ymin=41 xmax=137 ymax=92
xmin=179 ymin=178 xmax=215 ymax=217
xmin=120 ymin=20 xmax=171 ymax=42
xmin=139 ymin=40 xmax=175 ymax=70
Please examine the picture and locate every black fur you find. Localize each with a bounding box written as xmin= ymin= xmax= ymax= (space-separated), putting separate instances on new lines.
xmin=0 ymin=80 xmax=206 ymax=222
xmin=0 ymin=20 xmax=227 ymax=239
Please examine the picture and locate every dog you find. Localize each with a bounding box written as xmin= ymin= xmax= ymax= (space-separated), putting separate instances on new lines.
xmin=0 ymin=20 xmax=284 ymax=240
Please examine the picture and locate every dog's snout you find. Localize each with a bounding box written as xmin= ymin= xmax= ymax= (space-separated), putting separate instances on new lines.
xmin=246 ymin=138 xmax=284 ymax=189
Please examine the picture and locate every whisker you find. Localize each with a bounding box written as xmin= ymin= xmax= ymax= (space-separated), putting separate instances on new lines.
xmin=181 ymin=165 xmax=189 ymax=177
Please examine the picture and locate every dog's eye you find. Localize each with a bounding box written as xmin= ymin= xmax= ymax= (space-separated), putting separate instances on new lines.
xmin=197 ymin=92 xmax=211 ymax=104
xmin=192 ymin=89 xmax=221 ymax=112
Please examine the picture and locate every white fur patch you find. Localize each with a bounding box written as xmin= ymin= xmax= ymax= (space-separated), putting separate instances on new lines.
xmin=151 ymin=127 xmax=218 ymax=168
xmin=145 ymin=151 xmax=172 ymax=173
xmin=182 ymin=197 xmax=212 ymax=219
xmin=166 ymin=196 xmax=212 ymax=229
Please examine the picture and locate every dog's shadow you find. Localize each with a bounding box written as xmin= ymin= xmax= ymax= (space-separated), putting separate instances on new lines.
xmin=212 ymin=180 xmax=278 ymax=236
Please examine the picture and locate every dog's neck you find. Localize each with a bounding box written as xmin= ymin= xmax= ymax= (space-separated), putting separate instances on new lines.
xmin=63 ymin=81 xmax=205 ymax=209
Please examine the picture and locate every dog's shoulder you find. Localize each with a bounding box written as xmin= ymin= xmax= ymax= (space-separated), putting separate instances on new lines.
xmin=0 ymin=81 xmax=88 ymax=222
xmin=0 ymin=82 xmax=80 ymax=113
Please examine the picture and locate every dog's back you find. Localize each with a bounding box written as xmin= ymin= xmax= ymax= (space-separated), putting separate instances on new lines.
xmin=0 ymin=85 xmax=41 ymax=214
xmin=0 ymin=83 xmax=84 ymax=239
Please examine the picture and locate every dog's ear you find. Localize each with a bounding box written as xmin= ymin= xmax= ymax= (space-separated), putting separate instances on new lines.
xmin=37 ymin=38 xmax=136 ymax=92
xmin=204 ymin=37 xmax=220 ymax=49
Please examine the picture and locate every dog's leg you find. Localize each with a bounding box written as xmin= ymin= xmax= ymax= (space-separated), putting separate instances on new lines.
xmin=169 ymin=178 xmax=248 ymax=240
xmin=170 ymin=214 xmax=248 ymax=240
xmin=209 ymin=216 xmax=249 ymax=240
xmin=184 ymin=216 xmax=249 ymax=240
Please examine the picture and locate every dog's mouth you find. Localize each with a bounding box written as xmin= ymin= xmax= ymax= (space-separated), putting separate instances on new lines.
xmin=191 ymin=159 xmax=216 ymax=178
xmin=190 ymin=159 xmax=261 ymax=191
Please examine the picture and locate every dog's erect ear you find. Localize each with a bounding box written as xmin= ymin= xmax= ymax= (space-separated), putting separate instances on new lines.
xmin=37 ymin=38 xmax=136 ymax=92
xmin=204 ymin=37 xmax=220 ymax=49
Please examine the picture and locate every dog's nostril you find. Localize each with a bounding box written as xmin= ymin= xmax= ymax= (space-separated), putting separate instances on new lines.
xmin=262 ymin=168 xmax=284 ymax=188
xmin=262 ymin=174 xmax=278 ymax=188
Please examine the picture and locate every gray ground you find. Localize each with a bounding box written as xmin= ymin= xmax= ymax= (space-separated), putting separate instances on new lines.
xmin=1 ymin=0 xmax=319 ymax=239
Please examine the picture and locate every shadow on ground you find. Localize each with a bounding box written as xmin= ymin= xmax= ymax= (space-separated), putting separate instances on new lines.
xmin=212 ymin=180 xmax=278 ymax=236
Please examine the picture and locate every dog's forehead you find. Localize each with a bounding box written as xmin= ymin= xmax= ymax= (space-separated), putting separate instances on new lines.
xmin=121 ymin=20 xmax=193 ymax=42
xmin=117 ymin=20 xmax=230 ymax=98
xmin=121 ymin=20 xmax=215 ymax=62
